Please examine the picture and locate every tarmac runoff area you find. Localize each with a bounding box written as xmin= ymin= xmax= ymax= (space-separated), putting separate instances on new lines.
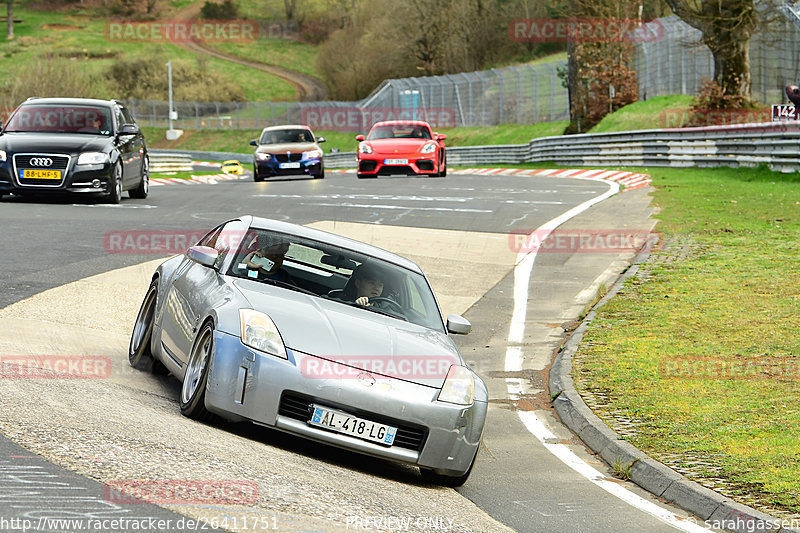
xmin=1 ymin=207 xmax=792 ymax=532
xmin=0 ymin=222 xmax=519 ymax=533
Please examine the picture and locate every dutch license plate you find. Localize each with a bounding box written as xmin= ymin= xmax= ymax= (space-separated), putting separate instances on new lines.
xmin=309 ymin=405 xmax=397 ymax=446
xmin=384 ymin=159 xmax=408 ymax=165
xmin=279 ymin=162 xmax=301 ymax=169
xmin=22 ymin=169 xmax=61 ymax=180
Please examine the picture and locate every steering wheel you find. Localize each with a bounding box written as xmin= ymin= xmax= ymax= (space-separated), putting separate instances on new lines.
xmin=368 ymin=297 xmax=406 ymax=317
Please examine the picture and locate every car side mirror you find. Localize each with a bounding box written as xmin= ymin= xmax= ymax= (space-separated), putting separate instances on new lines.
xmin=187 ymin=245 xmax=219 ymax=268
xmin=249 ymin=139 xmax=258 ymax=146
xmin=436 ymin=133 xmax=447 ymax=141
xmin=317 ymin=136 xmax=326 ymax=143
xmin=355 ymin=134 xmax=365 ymax=141
xmin=446 ymin=314 xmax=471 ymax=335
xmin=119 ymin=123 xmax=140 ymax=136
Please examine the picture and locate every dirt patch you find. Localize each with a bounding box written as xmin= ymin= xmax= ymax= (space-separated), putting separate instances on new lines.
xmin=41 ymin=23 xmax=82 ymax=30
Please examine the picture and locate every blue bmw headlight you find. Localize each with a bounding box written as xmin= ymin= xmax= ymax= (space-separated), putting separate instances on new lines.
xmin=303 ymin=149 xmax=322 ymax=159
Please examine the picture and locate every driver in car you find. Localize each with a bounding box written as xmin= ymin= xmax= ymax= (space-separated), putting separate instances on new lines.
xmin=340 ymin=263 xmax=392 ymax=307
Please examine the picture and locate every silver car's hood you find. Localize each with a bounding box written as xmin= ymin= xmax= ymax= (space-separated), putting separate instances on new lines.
xmin=233 ymin=279 xmax=460 ymax=388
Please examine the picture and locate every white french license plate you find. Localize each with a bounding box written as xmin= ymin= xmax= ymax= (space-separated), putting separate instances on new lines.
xmin=309 ymin=405 xmax=397 ymax=446
xmin=384 ymin=159 xmax=408 ymax=165
xmin=280 ymin=162 xmax=301 ymax=169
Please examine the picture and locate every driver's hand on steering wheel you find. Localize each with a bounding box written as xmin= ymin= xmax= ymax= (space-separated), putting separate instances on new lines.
xmin=355 ymin=296 xmax=371 ymax=306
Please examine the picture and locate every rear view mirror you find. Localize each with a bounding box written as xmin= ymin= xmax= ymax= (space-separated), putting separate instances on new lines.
xmin=321 ymin=254 xmax=358 ymax=270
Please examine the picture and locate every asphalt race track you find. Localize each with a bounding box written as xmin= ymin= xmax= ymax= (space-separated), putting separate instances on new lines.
xmin=0 ymin=171 xmax=713 ymax=533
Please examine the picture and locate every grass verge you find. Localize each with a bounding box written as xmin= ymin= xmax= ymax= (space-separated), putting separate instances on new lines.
xmin=573 ymin=165 xmax=800 ymax=514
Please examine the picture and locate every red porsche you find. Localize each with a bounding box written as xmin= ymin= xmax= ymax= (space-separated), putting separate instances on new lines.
xmin=355 ymin=120 xmax=447 ymax=179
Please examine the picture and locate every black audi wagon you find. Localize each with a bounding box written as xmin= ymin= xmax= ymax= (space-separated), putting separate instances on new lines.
xmin=0 ymin=98 xmax=149 ymax=203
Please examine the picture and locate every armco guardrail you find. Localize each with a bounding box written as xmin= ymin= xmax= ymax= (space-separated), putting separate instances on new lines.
xmin=151 ymin=121 xmax=800 ymax=172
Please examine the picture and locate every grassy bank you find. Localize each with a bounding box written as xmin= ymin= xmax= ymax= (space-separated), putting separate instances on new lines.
xmin=574 ymin=166 xmax=800 ymax=513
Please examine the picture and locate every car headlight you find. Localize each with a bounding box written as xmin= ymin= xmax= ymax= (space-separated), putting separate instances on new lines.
xmin=437 ymin=365 xmax=474 ymax=405
xmin=420 ymin=142 xmax=437 ymax=154
xmin=256 ymin=152 xmax=271 ymax=161
xmin=77 ymin=152 xmax=109 ymax=165
xmin=359 ymin=143 xmax=373 ymax=154
xmin=303 ymin=149 xmax=322 ymax=159
xmin=240 ymin=309 xmax=287 ymax=359
xmin=0 ymin=150 xmax=6 ymax=162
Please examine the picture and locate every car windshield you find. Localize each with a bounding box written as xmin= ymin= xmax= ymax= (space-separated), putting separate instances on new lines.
xmin=226 ymin=228 xmax=444 ymax=332
xmin=3 ymin=105 xmax=112 ymax=135
xmin=260 ymin=129 xmax=314 ymax=144
xmin=368 ymin=125 xmax=431 ymax=140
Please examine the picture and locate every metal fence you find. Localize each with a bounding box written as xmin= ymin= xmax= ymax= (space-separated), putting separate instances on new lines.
xmin=126 ymin=61 xmax=569 ymax=132
xmin=634 ymin=15 xmax=800 ymax=105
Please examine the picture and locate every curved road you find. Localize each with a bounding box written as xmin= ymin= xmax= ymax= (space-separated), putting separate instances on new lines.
xmin=0 ymin=172 xmax=710 ymax=532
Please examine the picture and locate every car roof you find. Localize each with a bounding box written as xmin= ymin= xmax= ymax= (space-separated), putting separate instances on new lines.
xmin=21 ymin=97 xmax=117 ymax=108
xmin=241 ymin=216 xmax=423 ymax=274
xmin=261 ymin=125 xmax=313 ymax=132
xmin=222 ymin=160 xmax=241 ymax=165
xmin=370 ymin=120 xmax=432 ymax=128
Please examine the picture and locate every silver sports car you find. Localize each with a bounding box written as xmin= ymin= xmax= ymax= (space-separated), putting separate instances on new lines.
xmin=129 ymin=216 xmax=487 ymax=486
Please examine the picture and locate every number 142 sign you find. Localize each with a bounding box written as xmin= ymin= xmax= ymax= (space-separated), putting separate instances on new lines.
xmin=772 ymin=104 xmax=798 ymax=121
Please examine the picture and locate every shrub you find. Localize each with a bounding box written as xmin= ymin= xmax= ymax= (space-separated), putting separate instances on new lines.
xmin=200 ymin=0 xmax=238 ymax=20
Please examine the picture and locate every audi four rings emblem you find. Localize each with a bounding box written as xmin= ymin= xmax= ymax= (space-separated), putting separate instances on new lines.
xmin=29 ymin=157 xmax=53 ymax=167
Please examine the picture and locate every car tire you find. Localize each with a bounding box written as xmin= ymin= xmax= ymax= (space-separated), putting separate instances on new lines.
xmin=129 ymin=155 xmax=149 ymax=199
xmin=314 ymin=167 xmax=325 ymax=179
xmin=435 ymin=152 xmax=447 ymax=177
xmin=129 ymin=279 xmax=158 ymax=370
xmin=419 ymin=447 xmax=478 ymax=487
xmin=106 ymin=161 xmax=123 ymax=204
xmin=180 ymin=321 xmax=214 ymax=421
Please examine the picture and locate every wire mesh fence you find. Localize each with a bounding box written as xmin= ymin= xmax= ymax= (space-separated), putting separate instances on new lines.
xmin=634 ymin=15 xmax=800 ymax=106
xmin=126 ymin=60 xmax=569 ymax=132
xmin=128 ymin=13 xmax=800 ymax=133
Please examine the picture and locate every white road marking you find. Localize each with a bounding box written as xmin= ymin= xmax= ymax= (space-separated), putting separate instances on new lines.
xmin=505 ymin=177 xmax=713 ymax=532
xmin=300 ymin=202 xmax=492 ymax=213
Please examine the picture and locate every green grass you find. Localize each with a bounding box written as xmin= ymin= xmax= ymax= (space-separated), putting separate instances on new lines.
xmin=0 ymin=7 xmax=297 ymax=102
xmin=589 ymin=95 xmax=694 ymax=133
xmin=210 ymin=39 xmax=320 ymax=78
xmin=574 ymin=165 xmax=800 ymax=512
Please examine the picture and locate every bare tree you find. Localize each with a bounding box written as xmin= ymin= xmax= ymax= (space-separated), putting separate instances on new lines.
xmin=7 ymin=0 xmax=13 ymax=40
xmin=284 ymin=0 xmax=297 ymax=22
xmin=664 ymin=0 xmax=760 ymax=104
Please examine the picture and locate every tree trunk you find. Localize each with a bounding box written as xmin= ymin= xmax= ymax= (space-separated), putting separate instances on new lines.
xmin=7 ymin=0 xmax=13 ymax=41
xmin=708 ymin=36 xmax=752 ymax=100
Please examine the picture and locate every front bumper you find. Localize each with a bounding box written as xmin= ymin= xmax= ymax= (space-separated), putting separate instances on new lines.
xmin=357 ymin=154 xmax=437 ymax=176
xmin=205 ymin=331 xmax=487 ymax=476
xmin=0 ymin=159 xmax=114 ymax=195
xmin=254 ymin=157 xmax=323 ymax=179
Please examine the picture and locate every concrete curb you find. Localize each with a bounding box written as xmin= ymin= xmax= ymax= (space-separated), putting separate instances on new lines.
xmin=548 ymin=247 xmax=799 ymax=533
